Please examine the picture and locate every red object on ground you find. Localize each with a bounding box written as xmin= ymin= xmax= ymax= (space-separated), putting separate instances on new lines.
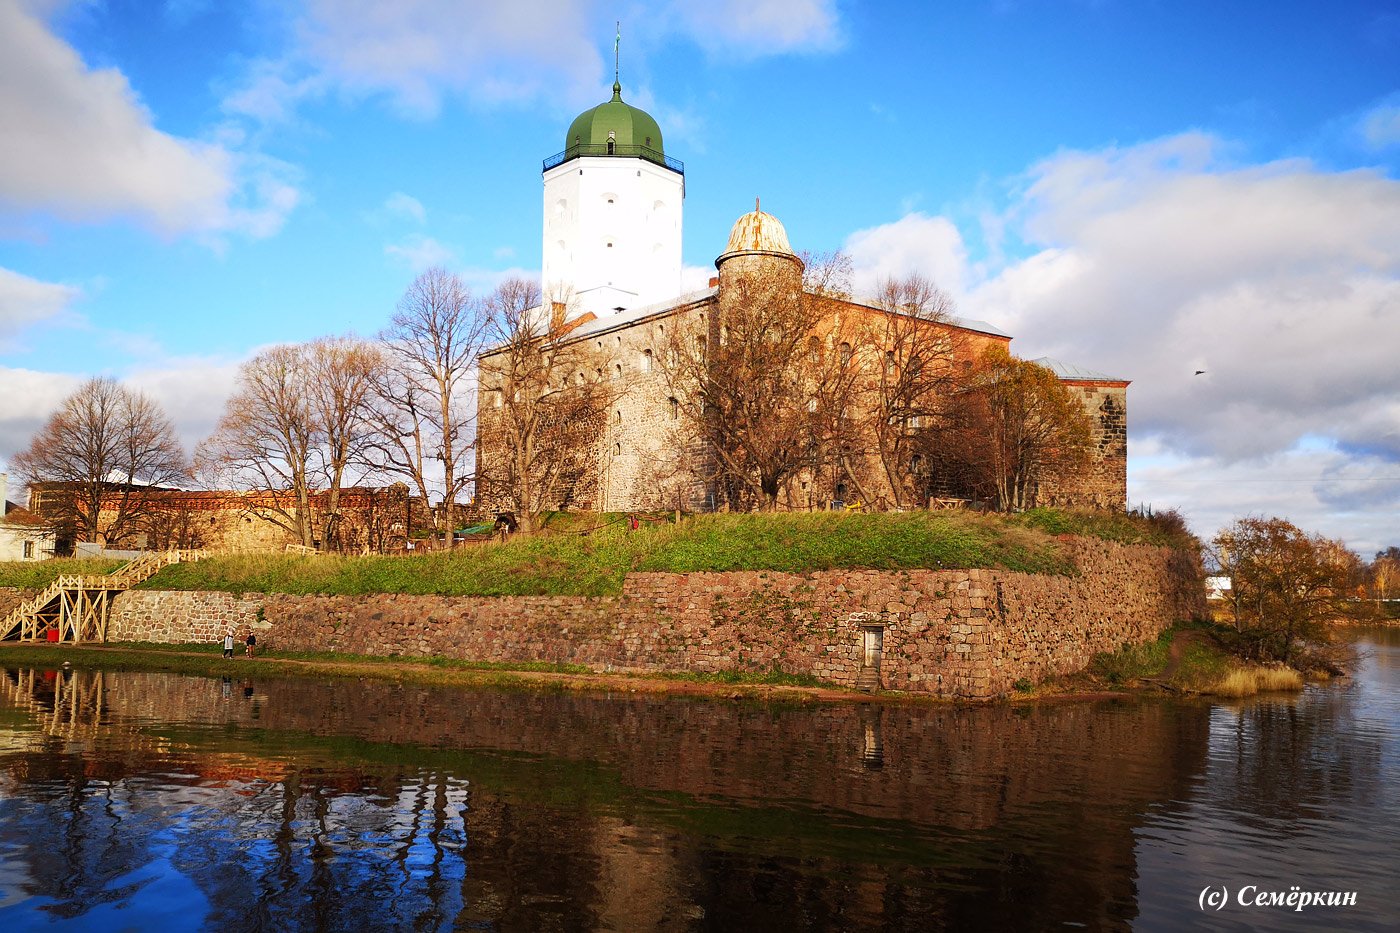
xmin=45 ymin=630 xmax=60 ymax=642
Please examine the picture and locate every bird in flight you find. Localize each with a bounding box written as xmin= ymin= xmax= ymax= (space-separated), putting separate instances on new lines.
xmin=1194 ymin=370 xmax=1207 ymax=376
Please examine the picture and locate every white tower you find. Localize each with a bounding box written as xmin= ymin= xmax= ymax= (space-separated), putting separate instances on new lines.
xmin=542 ymin=79 xmax=684 ymax=318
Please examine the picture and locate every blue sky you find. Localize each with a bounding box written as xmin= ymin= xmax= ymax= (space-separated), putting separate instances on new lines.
xmin=2 ymin=0 xmax=1398 ymax=552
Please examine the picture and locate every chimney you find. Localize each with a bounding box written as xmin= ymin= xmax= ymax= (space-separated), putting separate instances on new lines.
xmin=550 ymin=301 xmax=567 ymax=330
xmin=708 ymin=276 xmax=719 ymax=288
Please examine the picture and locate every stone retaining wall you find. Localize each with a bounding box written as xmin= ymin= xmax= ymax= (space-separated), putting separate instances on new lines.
xmin=105 ymin=537 xmax=1203 ymax=699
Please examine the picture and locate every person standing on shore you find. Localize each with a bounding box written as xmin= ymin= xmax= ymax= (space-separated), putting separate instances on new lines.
xmin=223 ymin=631 xmax=235 ymax=658
xmin=245 ymin=632 xmax=256 ymax=658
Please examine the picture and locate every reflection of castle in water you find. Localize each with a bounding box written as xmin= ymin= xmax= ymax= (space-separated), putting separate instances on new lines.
xmin=0 ymin=668 xmax=1219 ymax=929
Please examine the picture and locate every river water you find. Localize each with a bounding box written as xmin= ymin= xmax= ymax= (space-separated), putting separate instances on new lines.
xmin=0 ymin=630 xmax=1395 ymax=932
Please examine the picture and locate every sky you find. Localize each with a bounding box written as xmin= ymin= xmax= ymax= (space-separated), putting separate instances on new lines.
xmin=1 ymin=0 xmax=1398 ymax=554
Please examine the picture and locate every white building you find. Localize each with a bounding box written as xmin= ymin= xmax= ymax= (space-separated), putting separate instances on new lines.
xmin=0 ymin=473 xmax=54 ymax=562
xmin=541 ymin=79 xmax=684 ymax=319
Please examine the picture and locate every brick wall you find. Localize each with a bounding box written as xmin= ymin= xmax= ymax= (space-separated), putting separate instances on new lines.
xmin=104 ymin=537 xmax=1201 ymax=699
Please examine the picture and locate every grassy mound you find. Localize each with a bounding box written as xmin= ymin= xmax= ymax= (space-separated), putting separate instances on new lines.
xmin=0 ymin=508 xmax=1191 ymax=599
xmin=0 ymin=557 xmax=124 ymax=589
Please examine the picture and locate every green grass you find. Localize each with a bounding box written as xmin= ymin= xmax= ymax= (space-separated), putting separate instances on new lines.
xmin=1089 ymin=628 xmax=1176 ymax=685
xmin=0 ymin=557 xmax=124 ymax=589
xmin=1013 ymin=507 xmax=1197 ymax=549
xmin=1 ymin=508 xmax=1193 ymax=598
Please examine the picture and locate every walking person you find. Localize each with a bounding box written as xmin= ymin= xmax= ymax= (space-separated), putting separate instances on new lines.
xmin=223 ymin=631 xmax=235 ymax=658
xmin=245 ymin=632 xmax=256 ymax=658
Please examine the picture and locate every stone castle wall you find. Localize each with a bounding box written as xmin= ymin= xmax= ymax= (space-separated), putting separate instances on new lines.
xmin=104 ymin=537 xmax=1202 ymax=699
xmin=1040 ymin=382 xmax=1129 ymax=511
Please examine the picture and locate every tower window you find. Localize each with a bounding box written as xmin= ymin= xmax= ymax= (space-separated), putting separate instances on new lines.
xmin=668 ymin=397 xmax=679 ymax=420
xmin=615 ymin=409 xmax=623 ymax=423
xmin=839 ymin=342 xmax=852 ymax=365
xmin=614 ymin=442 xmax=622 ymax=456
xmin=641 ymin=349 xmax=653 ymax=372
xmin=606 ymin=241 xmax=614 ymax=248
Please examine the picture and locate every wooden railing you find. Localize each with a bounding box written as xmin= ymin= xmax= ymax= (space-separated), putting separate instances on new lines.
xmin=1 ymin=549 xmax=206 ymax=643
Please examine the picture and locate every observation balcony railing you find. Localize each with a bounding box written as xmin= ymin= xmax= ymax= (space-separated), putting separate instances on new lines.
xmin=542 ymin=144 xmax=684 ymax=175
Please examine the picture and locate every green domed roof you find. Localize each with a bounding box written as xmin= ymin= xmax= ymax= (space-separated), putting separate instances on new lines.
xmin=545 ymin=82 xmax=681 ymax=175
xmin=566 ymin=82 xmax=664 ymax=154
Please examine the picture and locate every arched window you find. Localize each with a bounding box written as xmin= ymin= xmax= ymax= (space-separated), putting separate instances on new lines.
xmin=613 ymin=442 xmax=621 ymax=456
xmin=839 ymin=342 xmax=852 ymax=366
xmin=641 ymin=349 xmax=653 ymax=372
xmin=668 ymin=397 xmax=679 ymax=420
xmin=615 ymin=363 xmax=623 ymax=379
xmin=614 ymin=409 xmax=622 ymax=423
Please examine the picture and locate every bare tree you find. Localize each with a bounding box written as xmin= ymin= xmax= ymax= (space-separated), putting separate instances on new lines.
xmin=308 ymin=337 xmax=382 ymax=549
xmin=955 ymin=348 xmax=1094 ymax=511
xmin=199 ymin=344 xmax=318 ymax=547
xmin=366 ymin=268 xmax=489 ymax=546
xmin=13 ymin=377 xmax=189 ymax=547
xmin=199 ymin=338 xmax=380 ymax=550
xmin=476 ymin=280 xmax=622 ymax=533
xmin=659 ymin=253 xmax=854 ymax=511
xmin=861 ymin=275 xmax=970 ymax=509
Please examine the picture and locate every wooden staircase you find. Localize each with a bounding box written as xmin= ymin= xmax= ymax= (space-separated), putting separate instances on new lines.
xmin=1 ymin=549 xmax=205 ymax=644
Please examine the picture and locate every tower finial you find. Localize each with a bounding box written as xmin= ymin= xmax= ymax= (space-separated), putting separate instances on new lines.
xmin=615 ymin=21 xmax=621 ymax=84
xmin=755 ymin=196 xmax=760 ymax=213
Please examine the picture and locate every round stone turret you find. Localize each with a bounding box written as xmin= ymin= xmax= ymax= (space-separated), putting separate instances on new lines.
xmin=715 ymin=202 xmax=804 ymax=299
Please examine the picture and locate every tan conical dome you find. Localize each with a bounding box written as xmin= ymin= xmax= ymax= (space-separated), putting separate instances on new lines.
xmin=724 ymin=208 xmax=792 ymax=255
xmin=716 ymin=201 xmax=800 ymax=272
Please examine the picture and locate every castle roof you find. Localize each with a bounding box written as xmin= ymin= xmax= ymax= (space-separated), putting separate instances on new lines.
xmin=1029 ymin=356 xmax=1130 ymax=384
xmin=545 ymin=82 xmax=681 ymax=175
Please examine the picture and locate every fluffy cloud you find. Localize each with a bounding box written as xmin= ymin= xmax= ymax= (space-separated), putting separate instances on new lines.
xmin=1361 ymin=99 xmax=1400 ymax=150
xmin=290 ymin=0 xmax=607 ymax=118
xmin=665 ymin=0 xmax=842 ymax=57
xmin=1130 ymin=440 xmax=1400 ymax=556
xmin=0 ymin=267 xmax=80 ymax=347
xmin=843 ymin=213 xmax=969 ymax=298
xmin=0 ymin=1 xmax=297 ymax=237
xmin=843 ymin=134 xmax=1400 ymax=546
xmin=964 ymin=134 xmax=1400 ymax=469
xmin=225 ymin=0 xmax=842 ymax=122
xmin=0 ymin=353 xmax=242 ymax=475
xmin=384 ymin=192 xmax=427 ymax=224
xmin=385 ymin=234 xmax=457 ymax=270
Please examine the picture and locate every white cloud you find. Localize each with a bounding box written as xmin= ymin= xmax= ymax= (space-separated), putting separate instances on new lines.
xmin=291 ymin=0 xmax=607 ymax=118
xmin=681 ymin=264 xmax=715 ymax=292
xmin=666 ymin=0 xmax=842 ymax=57
xmin=0 ymin=267 xmax=81 ymax=346
xmin=843 ymin=212 xmax=970 ymax=297
xmin=384 ymin=192 xmax=427 ymax=224
xmin=0 ymin=1 xmax=297 ymax=237
xmin=963 ymin=134 xmax=1400 ymax=469
xmin=223 ymin=0 xmax=843 ymax=123
xmin=385 ymin=234 xmax=457 ymax=270
xmin=1129 ymin=441 xmax=1400 ymax=557
xmin=0 ymin=353 xmax=242 ymax=471
xmin=1360 ymin=100 xmax=1400 ymax=150
xmin=0 ymin=366 xmax=82 ymax=464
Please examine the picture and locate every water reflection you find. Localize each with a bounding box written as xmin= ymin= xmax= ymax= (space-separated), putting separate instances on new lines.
xmin=0 ymin=634 xmax=1394 ymax=931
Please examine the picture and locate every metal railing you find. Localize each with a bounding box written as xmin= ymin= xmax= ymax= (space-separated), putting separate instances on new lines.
xmin=542 ymin=144 xmax=684 ymax=175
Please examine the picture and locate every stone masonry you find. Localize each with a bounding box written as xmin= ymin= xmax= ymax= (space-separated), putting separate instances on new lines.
xmin=104 ymin=536 xmax=1202 ymax=699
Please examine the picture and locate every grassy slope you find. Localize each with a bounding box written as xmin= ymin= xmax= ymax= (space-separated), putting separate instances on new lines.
xmin=0 ymin=509 xmax=1189 ymax=599
xmin=0 ymin=557 xmax=124 ymax=589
